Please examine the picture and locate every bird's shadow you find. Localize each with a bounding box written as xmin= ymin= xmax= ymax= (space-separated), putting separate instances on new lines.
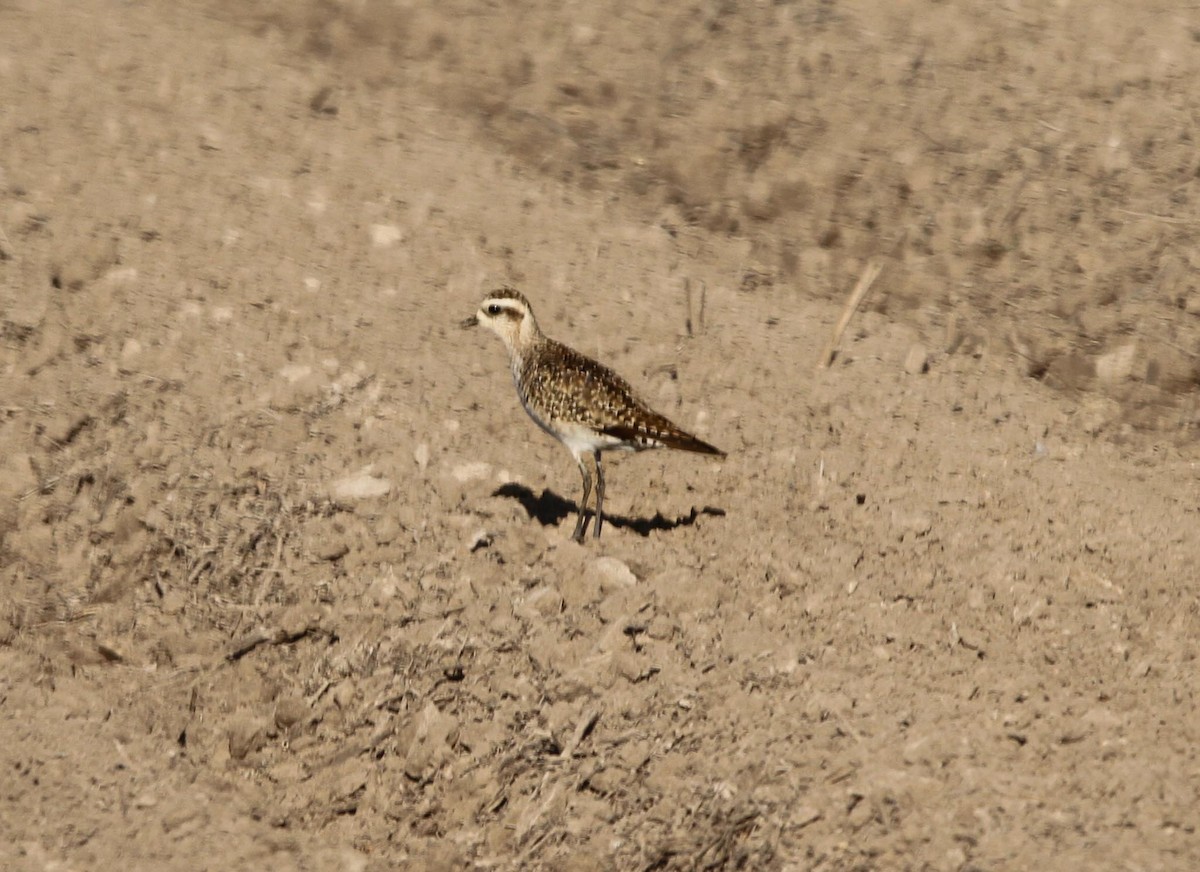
xmin=492 ymin=482 xmax=726 ymax=537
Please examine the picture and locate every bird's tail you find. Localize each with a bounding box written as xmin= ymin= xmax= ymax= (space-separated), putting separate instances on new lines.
xmin=603 ymin=422 xmax=726 ymax=457
xmin=662 ymin=431 xmax=726 ymax=457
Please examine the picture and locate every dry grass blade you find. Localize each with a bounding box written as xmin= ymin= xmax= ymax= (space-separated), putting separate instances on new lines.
xmin=1115 ymin=208 xmax=1200 ymax=225
xmin=816 ymin=258 xmax=883 ymax=370
xmin=693 ymin=808 xmax=761 ymax=870
xmin=0 ymin=223 xmax=14 ymax=260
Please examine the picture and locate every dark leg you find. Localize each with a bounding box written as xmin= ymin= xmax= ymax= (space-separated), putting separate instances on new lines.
xmin=572 ymin=454 xmax=592 ymax=542
xmin=593 ymin=450 xmax=605 ymax=539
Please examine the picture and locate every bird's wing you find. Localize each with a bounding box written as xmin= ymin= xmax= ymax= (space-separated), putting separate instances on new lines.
xmin=527 ymin=340 xmax=724 ymax=455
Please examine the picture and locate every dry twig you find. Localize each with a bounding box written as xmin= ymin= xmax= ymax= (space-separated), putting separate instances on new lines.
xmin=223 ymin=624 xmax=322 ymax=661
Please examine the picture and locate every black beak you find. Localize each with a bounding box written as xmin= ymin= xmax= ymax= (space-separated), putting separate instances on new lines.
xmin=461 ymin=315 xmax=478 ymax=329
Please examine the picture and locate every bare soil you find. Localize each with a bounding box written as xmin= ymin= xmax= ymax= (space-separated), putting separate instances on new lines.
xmin=2 ymin=1 xmax=1198 ymax=869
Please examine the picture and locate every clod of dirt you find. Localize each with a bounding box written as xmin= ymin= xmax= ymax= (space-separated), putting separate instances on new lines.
xmin=119 ymin=337 xmax=142 ymax=365
xmin=227 ymin=717 xmax=269 ymax=761
xmin=315 ymin=540 xmax=351 ymax=561
xmin=467 ymin=528 xmax=492 ymax=552
xmin=49 ymin=234 xmax=119 ymax=291
xmin=40 ymin=411 xmax=94 ymax=448
xmin=608 ymin=650 xmax=656 ymax=684
xmin=273 ymin=696 xmax=310 ymax=730
xmin=279 ymin=604 xmax=325 ymax=638
xmin=587 ymin=556 xmax=638 ymax=591
xmin=371 ymin=516 xmax=403 ymax=546
xmin=308 ymin=84 xmax=338 ymax=115
xmin=650 ymin=566 xmax=722 ymax=614
xmin=1096 ymin=343 xmax=1138 ymax=385
xmin=403 ymin=702 xmax=458 ymax=782
xmin=516 ymin=585 xmax=564 ymax=619
xmin=890 ymin=510 xmax=933 ymax=540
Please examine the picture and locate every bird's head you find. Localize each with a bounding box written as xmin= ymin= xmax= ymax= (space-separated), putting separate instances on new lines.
xmin=463 ymin=287 xmax=540 ymax=351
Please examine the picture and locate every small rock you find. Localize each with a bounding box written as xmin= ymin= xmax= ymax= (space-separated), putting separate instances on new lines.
xmin=415 ymin=843 xmax=466 ymax=872
xmin=274 ymin=696 xmax=310 ymax=730
xmin=100 ymin=266 xmax=139 ymax=290
xmin=119 ymin=338 xmax=142 ymax=363
xmin=451 ymin=461 xmax=491 ymax=483
xmin=413 ymin=442 xmax=430 ymax=471
xmin=903 ymin=344 xmax=929 ymax=375
xmin=160 ymin=806 xmax=204 ymax=835
xmin=197 ymin=123 xmax=224 ymax=151
xmin=50 ymin=235 xmax=119 ymax=291
xmin=584 ymin=767 xmax=622 ymax=796
xmin=333 ymin=765 xmax=367 ymax=802
xmin=1095 ymin=343 xmax=1138 ymax=385
xmin=96 ymin=642 xmax=125 ymax=662
xmin=331 ymin=468 xmax=392 ymax=500
xmin=366 ymin=573 xmax=399 ymax=605
xmin=944 ymin=848 xmax=968 ymax=869
xmin=572 ymin=24 xmax=598 ymax=45
xmin=279 ymin=363 xmax=313 ymax=383
xmin=651 ymin=567 xmax=720 ymax=613
xmin=331 ymin=680 xmax=357 ymax=710
xmin=373 ymin=516 xmax=402 ymax=545
xmin=457 ymin=720 xmax=507 ymax=760
xmin=597 ymin=586 xmax=646 ymax=624
xmin=369 ymin=224 xmax=403 ymax=248
xmin=141 ymin=505 xmax=170 ymax=532
xmin=1083 ymin=706 xmax=1123 ymax=729
xmin=160 ymin=589 xmax=186 ymax=615
xmin=227 ymin=717 xmax=268 ymax=761
xmin=279 ymin=604 xmax=322 ymax=638
xmin=891 ymin=510 xmax=932 ymax=539
xmin=309 ymin=85 xmax=338 ymax=115
xmin=315 ymin=540 xmax=350 ymax=561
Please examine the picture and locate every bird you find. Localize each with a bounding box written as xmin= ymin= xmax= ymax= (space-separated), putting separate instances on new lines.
xmin=463 ymin=287 xmax=724 ymax=542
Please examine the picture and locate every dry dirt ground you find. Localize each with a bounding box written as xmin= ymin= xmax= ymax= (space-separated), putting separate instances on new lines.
xmin=2 ymin=1 xmax=1200 ymax=870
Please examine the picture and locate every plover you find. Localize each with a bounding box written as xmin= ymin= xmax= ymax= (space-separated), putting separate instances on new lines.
xmin=464 ymin=287 xmax=724 ymax=542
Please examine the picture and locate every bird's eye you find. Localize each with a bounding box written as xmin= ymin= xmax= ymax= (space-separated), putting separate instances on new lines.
xmin=486 ymin=304 xmax=503 ymax=316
